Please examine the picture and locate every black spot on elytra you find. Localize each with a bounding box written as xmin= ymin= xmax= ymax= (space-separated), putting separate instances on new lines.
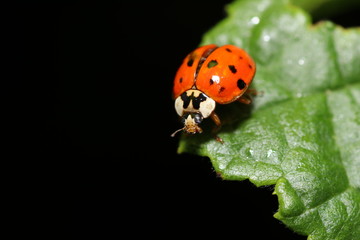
xmin=209 ymin=78 xmax=214 ymax=85
xmin=187 ymin=58 xmax=194 ymax=67
xmin=207 ymin=60 xmax=218 ymax=68
xmin=179 ymin=77 xmax=183 ymax=83
xmin=219 ymin=87 xmax=225 ymax=93
xmin=228 ymin=65 xmax=237 ymax=74
xmin=195 ymin=47 xmax=218 ymax=78
xmin=237 ymin=79 xmax=246 ymax=90
xmin=225 ymin=48 xmax=232 ymax=52
xmin=248 ymin=64 xmax=253 ymax=69
xmin=239 ymin=56 xmax=243 ymax=60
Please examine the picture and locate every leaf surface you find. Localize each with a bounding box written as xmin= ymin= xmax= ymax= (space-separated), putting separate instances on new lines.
xmin=178 ymin=0 xmax=360 ymax=239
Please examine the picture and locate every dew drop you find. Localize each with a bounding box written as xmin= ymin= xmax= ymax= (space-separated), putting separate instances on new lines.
xmin=298 ymin=58 xmax=305 ymax=65
xmin=249 ymin=16 xmax=260 ymax=25
xmin=263 ymin=34 xmax=271 ymax=42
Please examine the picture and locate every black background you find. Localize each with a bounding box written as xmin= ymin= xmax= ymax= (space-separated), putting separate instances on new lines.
xmin=16 ymin=0 xmax=359 ymax=238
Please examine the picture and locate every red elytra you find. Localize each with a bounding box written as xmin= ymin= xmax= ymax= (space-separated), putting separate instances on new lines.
xmin=173 ymin=44 xmax=256 ymax=104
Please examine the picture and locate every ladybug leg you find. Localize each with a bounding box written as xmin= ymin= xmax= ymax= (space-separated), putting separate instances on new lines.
xmin=238 ymin=89 xmax=260 ymax=104
xmin=246 ymin=88 xmax=259 ymax=96
xmin=238 ymin=95 xmax=252 ymax=104
xmin=210 ymin=112 xmax=224 ymax=144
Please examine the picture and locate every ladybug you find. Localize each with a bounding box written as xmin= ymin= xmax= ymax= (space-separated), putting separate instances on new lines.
xmin=171 ymin=44 xmax=256 ymax=141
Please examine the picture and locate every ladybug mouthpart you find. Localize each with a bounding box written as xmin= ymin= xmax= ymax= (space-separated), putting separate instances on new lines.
xmin=182 ymin=113 xmax=203 ymax=134
xmin=171 ymin=113 xmax=203 ymax=137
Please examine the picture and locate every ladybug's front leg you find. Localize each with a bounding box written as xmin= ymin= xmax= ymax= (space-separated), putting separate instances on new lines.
xmin=238 ymin=89 xmax=260 ymax=104
xmin=210 ymin=112 xmax=224 ymax=144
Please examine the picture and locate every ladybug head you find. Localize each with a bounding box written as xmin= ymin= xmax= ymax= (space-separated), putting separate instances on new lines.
xmin=172 ymin=89 xmax=216 ymax=138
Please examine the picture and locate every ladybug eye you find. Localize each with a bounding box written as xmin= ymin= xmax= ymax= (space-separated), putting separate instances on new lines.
xmin=193 ymin=113 xmax=203 ymax=124
xmin=181 ymin=113 xmax=203 ymax=125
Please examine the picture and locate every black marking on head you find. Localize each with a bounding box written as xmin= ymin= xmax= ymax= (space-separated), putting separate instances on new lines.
xmin=248 ymin=64 xmax=253 ymax=69
xmin=209 ymin=78 xmax=214 ymax=85
xmin=219 ymin=87 xmax=225 ymax=93
xmin=181 ymin=92 xmax=190 ymax=109
xmin=181 ymin=91 xmax=207 ymax=110
xmin=207 ymin=60 xmax=218 ymax=68
xmin=179 ymin=77 xmax=183 ymax=83
xmin=228 ymin=65 xmax=237 ymax=74
xmin=225 ymin=48 xmax=232 ymax=52
xmin=237 ymin=79 xmax=246 ymax=90
xmin=192 ymin=93 xmax=207 ymax=109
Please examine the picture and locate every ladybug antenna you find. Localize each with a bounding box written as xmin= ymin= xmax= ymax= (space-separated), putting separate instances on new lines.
xmin=171 ymin=127 xmax=185 ymax=138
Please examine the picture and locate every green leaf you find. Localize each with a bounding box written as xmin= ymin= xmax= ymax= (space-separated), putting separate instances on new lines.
xmin=293 ymin=0 xmax=360 ymax=20
xmin=177 ymin=0 xmax=360 ymax=239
